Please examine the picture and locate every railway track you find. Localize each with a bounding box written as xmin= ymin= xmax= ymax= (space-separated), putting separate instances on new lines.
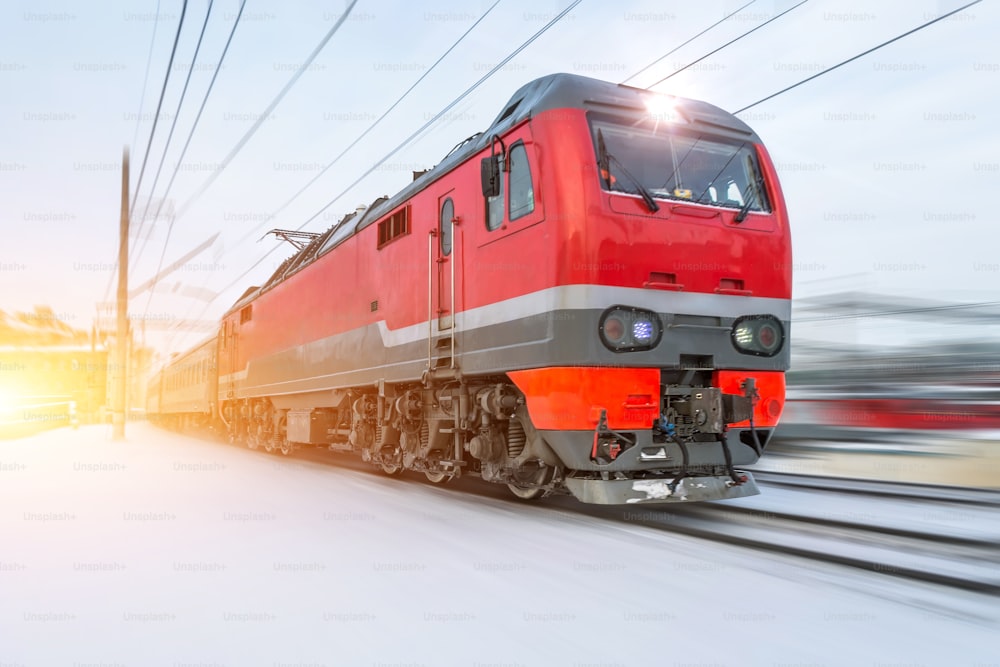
xmin=176 ymin=429 xmax=1000 ymax=596
xmin=570 ymin=472 xmax=1000 ymax=594
xmin=750 ymin=469 xmax=1000 ymax=506
xmin=594 ymin=499 xmax=1000 ymax=595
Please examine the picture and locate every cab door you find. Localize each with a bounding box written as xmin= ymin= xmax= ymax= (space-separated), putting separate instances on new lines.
xmin=435 ymin=192 xmax=457 ymax=331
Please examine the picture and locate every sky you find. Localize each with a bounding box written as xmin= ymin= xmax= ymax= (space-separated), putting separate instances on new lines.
xmin=0 ymin=0 xmax=996 ymax=359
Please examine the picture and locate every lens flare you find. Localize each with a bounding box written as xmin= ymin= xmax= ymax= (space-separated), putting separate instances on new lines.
xmin=645 ymin=94 xmax=682 ymax=123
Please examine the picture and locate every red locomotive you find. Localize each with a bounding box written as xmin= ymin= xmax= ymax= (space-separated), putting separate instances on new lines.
xmin=149 ymin=73 xmax=791 ymax=504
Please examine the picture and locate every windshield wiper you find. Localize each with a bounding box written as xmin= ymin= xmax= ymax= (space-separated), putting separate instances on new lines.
xmin=734 ymin=170 xmax=765 ymax=223
xmin=597 ymin=130 xmax=659 ymax=213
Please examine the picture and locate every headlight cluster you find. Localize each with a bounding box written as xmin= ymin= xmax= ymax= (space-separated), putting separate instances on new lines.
xmin=731 ymin=315 xmax=784 ymax=357
xmin=599 ymin=306 xmax=662 ymax=352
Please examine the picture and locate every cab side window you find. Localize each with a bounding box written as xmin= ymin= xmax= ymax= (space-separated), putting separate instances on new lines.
xmin=507 ymin=143 xmax=534 ymax=221
xmin=485 ymin=141 xmax=535 ymax=230
xmin=485 ymin=169 xmax=505 ymax=231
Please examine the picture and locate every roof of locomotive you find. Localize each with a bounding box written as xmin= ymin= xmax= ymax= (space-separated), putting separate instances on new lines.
xmin=353 ymin=73 xmax=759 ymax=232
xmin=226 ymin=73 xmax=759 ymax=314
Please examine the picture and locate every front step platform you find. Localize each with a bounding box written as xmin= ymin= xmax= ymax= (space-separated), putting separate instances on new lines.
xmin=564 ymin=471 xmax=760 ymax=504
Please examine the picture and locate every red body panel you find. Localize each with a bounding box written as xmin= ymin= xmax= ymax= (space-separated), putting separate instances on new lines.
xmin=714 ymin=370 xmax=786 ymax=428
xmin=538 ymin=109 xmax=792 ymax=301
xmin=508 ymin=367 xmax=661 ymax=431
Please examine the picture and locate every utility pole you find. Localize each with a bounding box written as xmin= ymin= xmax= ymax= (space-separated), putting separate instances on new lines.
xmin=113 ymin=147 xmax=129 ymax=440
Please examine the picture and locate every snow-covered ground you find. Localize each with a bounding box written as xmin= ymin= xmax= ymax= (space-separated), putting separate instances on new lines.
xmin=1 ymin=423 xmax=997 ymax=666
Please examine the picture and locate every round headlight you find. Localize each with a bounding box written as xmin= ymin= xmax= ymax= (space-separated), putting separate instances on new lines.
xmin=603 ymin=316 xmax=626 ymax=344
xmin=731 ymin=315 xmax=784 ymax=357
xmin=758 ymin=322 xmax=779 ymax=351
xmin=599 ymin=306 xmax=662 ymax=352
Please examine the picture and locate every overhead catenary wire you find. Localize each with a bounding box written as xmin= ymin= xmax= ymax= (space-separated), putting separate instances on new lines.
xmin=101 ymin=0 xmax=188 ymax=310
xmin=645 ymin=0 xmax=810 ymax=90
xmin=160 ymin=1 xmax=981 ymax=353
xmin=128 ymin=0 xmax=189 ymax=223
xmin=138 ymin=0 xmax=350 ymax=335
xmin=299 ymin=0 xmax=583 ymax=230
xmin=620 ymin=0 xmax=758 ymax=86
xmin=171 ymin=0 xmax=358 ymax=220
xmin=732 ymin=0 xmax=982 ymax=114
xmin=217 ymin=0 xmax=584 ymax=300
xmin=231 ymin=0 xmax=503 ymax=250
xmin=134 ymin=0 xmax=217 ymax=272
xmin=130 ymin=0 xmax=163 ymax=152
xmin=161 ymin=0 xmax=583 ymax=354
xmin=133 ymin=0 xmax=247 ymax=302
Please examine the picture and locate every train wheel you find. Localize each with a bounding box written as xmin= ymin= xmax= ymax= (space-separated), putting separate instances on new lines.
xmin=507 ymin=461 xmax=552 ymax=501
xmin=379 ymin=445 xmax=402 ymax=476
xmin=424 ymin=471 xmax=449 ymax=484
xmin=265 ymin=415 xmax=284 ymax=454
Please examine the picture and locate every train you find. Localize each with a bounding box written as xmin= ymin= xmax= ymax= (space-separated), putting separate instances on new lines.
xmin=146 ymin=72 xmax=792 ymax=504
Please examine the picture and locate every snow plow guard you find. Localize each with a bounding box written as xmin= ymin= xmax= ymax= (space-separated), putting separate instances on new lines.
xmin=564 ymin=472 xmax=760 ymax=504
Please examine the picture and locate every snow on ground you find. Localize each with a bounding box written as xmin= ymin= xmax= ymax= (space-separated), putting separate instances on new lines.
xmin=1 ymin=423 xmax=997 ymax=666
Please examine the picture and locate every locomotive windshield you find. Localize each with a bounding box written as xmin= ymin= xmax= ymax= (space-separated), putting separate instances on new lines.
xmin=590 ymin=114 xmax=770 ymax=214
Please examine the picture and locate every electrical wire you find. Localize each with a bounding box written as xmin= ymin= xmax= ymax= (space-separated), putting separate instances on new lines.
xmin=160 ymin=0 xmax=983 ymax=352
xmin=131 ymin=0 xmax=163 ymax=152
xmin=134 ymin=0 xmax=216 ymax=272
xmin=160 ymin=0 xmax=583 ymax=354
xmin=129 ymin=0 xmax=189 ymax=222
xmin=232 ymin=0 xmax=503 ymax=249
xmin=133 ymin=0 xmax=247 ymax=305
xmin=297 ymin=0 xmax=583 ymax=231
xmin=733 ymin=0 xmax=982 ymax=114
xmin=620 ymin=0 xmax=757 ymax=85
xmin=645 ymin=0 xmax=810 ymax=90
xmin=101 ymin=0 xmax=187 ymax=310
xmin=171 ymin=0 xmax=358 ymax=220
xmin=213 ymin=0 xmax=584 ymax=306
xmin=139 ymin=0 xmax=354 ymax=336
